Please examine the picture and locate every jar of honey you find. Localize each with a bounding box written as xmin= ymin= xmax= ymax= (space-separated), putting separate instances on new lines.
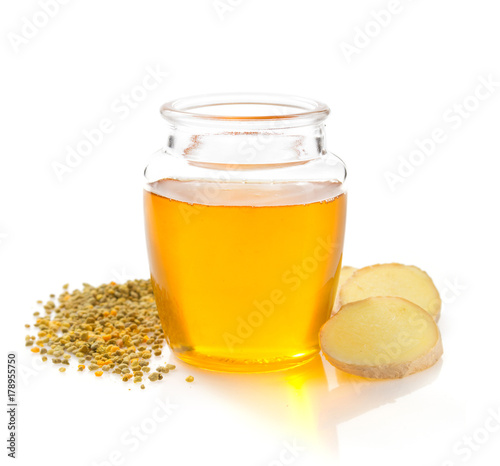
xmin=144 ymin=93 xmax=347 ymax=372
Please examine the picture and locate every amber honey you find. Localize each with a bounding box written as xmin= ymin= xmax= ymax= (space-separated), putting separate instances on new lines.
xmin=144 ymin=179 xmax=346 ymax=372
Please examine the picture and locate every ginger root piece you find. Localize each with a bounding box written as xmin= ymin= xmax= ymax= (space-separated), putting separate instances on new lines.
xmin=339 ymin=266 xmax=357 ymax=287
xmin=320 ymin=297 xmax=443 ymax=379
xmin=339 ymin=263 xmax=441 ymax=320
xmin=332 ymin=266 xmax=358 ymax=314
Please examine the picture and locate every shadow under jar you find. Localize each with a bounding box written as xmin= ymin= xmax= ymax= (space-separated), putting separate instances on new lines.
xmin=144 ymin=93 xmax=347 ymax=372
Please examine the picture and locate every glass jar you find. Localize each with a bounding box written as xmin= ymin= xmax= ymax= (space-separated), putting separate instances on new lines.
xmin=144 ymin=93 xmax=347 ymax=372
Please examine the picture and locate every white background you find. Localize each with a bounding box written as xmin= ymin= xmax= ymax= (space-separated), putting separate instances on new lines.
xmin=1 ymin=1 xmax=500 ymax=465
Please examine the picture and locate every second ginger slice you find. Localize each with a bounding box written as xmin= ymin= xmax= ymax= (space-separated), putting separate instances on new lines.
xmin=339 ymin=263 xmax=442 ymax=320
xmin=320 ymin=296 xmax=443 ymax=379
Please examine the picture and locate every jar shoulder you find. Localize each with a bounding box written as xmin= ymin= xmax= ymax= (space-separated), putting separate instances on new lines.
xmin=145 ymin=150 xmax=346 ymax=186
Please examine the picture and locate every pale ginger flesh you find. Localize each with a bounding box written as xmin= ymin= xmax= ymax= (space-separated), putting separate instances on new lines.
xmin=320 ymin=297 xmax=443 ymax=379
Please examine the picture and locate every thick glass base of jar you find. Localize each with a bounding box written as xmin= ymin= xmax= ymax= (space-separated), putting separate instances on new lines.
xmin=170 ymin=346 xmax=320 ymax=373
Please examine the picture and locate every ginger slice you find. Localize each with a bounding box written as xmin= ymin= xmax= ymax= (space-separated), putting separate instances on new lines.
xmin=339 ymin=263 xmax=441 ymax=320
xmin=339 ymin=266 xmax=357 ymax=287
xmin=320 ymin=297 xmax=443 ymax=379
xmin=332 ymin=266 xmax=358 ymax=314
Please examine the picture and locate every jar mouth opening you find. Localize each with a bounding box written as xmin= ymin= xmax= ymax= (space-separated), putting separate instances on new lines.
xmin=160 ymin=93 xmax=330 ymax=128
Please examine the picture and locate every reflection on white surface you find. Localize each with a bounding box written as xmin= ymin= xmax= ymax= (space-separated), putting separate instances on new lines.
xmin=165 ymin=353 xmax=444 ymax=463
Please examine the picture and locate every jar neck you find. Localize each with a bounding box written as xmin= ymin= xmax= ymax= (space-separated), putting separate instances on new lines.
xmin=164 ymin=123 xmax=327 ymax=166
xmin=160 ymin=93 xmax=330 ymax=167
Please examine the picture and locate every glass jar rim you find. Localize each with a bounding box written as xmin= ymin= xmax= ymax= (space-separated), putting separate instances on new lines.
xmin=160 ymin=93 xmax=330 ymax=129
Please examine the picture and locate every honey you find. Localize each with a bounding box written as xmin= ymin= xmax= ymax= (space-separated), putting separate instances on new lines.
xmin=144 ymin=179 xmax=347 ymax=372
